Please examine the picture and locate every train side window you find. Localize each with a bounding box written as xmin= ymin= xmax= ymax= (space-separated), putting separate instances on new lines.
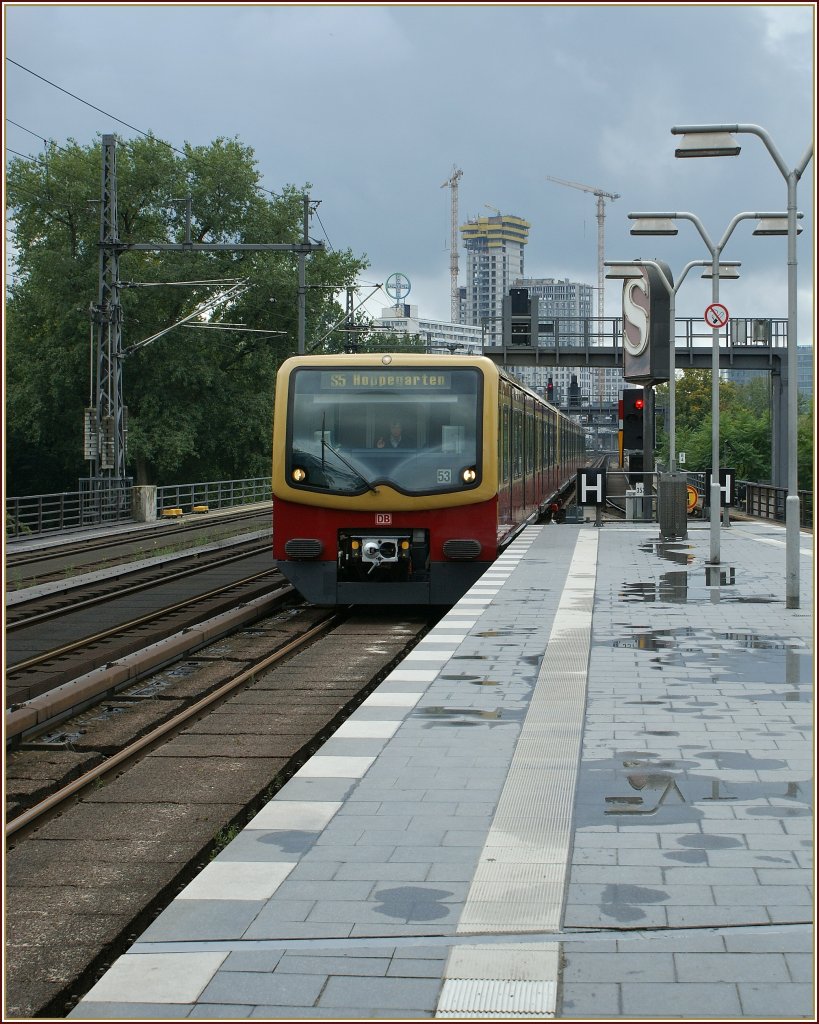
xmin=513 ymin=409 xmax=522 ymax=478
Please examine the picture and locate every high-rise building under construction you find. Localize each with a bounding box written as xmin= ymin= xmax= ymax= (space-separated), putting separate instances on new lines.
xmin=460 ymin=213 xmax=530 ymax=345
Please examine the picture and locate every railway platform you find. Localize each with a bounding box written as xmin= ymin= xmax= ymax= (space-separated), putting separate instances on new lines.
xmin=68 ymin=519 xmax=814 ymax=1020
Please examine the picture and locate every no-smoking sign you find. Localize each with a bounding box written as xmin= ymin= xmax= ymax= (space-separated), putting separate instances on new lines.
xmin=704 ymin=302 xmax=729 ymax=328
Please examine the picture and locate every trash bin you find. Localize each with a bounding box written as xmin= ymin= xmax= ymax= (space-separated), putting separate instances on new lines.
xmin=658 ymin=475 xmax=688 ymax=540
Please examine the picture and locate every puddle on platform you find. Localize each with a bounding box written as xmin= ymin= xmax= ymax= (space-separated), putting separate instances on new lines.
xmin=599 ymin=883 xmax=669 ymax=922
xmin=639 ymin=540 xmax=694 ymax=565
xmin=419 ymin=706 xmax=502 ymax=719
xmin=575 ymin=749 xmax=812 ymax=832
xmin=257 ymin=830 xmax=318 ymax=854
xmin=621 ymin=565 xmax=776 ymax=605
xmin=415 ymin=705 xmax=522 ymax=728
xmin=373 ymin=885 xmax=453 ymax=922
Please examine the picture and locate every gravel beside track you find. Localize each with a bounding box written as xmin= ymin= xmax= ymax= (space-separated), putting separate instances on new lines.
xmin=4 ymin=606 xmax=433 ymax=1019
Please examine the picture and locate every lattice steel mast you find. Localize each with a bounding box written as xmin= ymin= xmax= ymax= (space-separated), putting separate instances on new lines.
xmin=441 ymin=165 xmax=463 ymax=323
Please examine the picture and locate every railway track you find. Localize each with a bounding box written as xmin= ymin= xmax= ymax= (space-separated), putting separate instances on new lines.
xmin=6 ymin=544 xmax=284 ymax=718
xmin=4 ymin=605 xmax=435 ymax=1019
xmin=5 ymin=505 xmax=273 ymax=589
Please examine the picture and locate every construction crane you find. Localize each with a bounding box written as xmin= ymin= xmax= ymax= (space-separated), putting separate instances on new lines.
xmin=545 ymin=175 xmax=619 ymax=328
xmin=484 ymin=203 xmax=501 ymax=216
xmin=546 ymin=175 xmax=620 ymax=403
xmin=441 ymin=165 xmax=463 ymax=323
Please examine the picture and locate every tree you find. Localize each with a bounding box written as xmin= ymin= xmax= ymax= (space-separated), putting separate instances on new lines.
xmin=654 ymin=369 xmax=815 ymax=490
xmin=796 ymin=398 xmax=813 ymax=493
xmin=6 ymin=135 xmax=367 ymax=493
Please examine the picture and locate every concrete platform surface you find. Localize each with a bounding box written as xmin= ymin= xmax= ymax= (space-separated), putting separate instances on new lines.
xmin=68 ymin=521 xmax=814 ymax=1020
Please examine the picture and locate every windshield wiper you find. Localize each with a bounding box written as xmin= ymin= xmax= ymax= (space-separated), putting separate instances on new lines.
xmin=320 ymin=423 xmax=378 ymax=494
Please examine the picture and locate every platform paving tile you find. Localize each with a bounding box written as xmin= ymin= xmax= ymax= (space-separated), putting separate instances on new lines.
xmin=138 ymin=899 xmax=267 ymax=942
xmin=70 ymin=1002 xmax=194 ymax=1018
xmin=675 ymin=951 xmax=791 ymax=983
xmin=274 ymin=953 xmax=391 ymax=976
xmin=200 ymin=970 xmax=325 ymax=1007
xmin=67 ymin=523 xmax=813 ymax=1020
xmin=317 ymin=975 xmax=442 ymax=1011
xmin=189 ymin=1005 xmax=252 ymax=1018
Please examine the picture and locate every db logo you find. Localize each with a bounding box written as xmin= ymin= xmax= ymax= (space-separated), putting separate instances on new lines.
xmin=375 ymin=513 xmax=392 ymax=525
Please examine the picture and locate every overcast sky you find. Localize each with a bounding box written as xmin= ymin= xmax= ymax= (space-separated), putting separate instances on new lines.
xmin=4 ymin=3 xmax=816 ymax=342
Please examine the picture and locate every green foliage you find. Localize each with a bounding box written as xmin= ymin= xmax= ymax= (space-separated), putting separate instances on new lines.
xmin=797 ymin=398 xmax=813 ymax=493
xmin=6 ymin=135 xmax=367 ymax=493
xmin=655 ymin=370 xmax=778 ymax=482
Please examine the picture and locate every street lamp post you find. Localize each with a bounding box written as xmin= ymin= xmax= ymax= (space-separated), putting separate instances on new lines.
xmin=671 ymin=123 xmax=813 ymax=608
xmin=604 ymin=258 xmax=740 ymax=475
xmin=627 ymin=211 xmax=792 ymax=566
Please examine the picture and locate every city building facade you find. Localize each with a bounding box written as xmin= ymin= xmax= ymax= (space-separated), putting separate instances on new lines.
xmin=375 ymin=305 xmax=483 ymax=354
xmin=460 ymin=214 xmax=530 ymax=344
xmin=509 ymin=277 xmax=622 ymax=405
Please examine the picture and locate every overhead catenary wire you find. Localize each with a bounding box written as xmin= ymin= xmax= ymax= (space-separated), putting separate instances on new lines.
xmin=5 ymin=58 xmax=284 ymax=201
xmin=5 ymin=72 xmax=338 ymax=253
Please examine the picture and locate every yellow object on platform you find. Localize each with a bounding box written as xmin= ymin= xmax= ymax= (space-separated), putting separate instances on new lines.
xmin=192 ymin=505 xmax=210 ymax=514
xmin=161 ymin=507 xmax=184 ymax=517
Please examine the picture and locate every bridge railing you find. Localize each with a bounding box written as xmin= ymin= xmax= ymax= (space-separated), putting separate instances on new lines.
xmin=6 ymin=477 xmax=273 ymax=539
xmin=486 ymin=316 xmax=788 ymax=357
xmin=156 ymin=477 xmax=272 ymax=514
xmin=5 ymin=484 xmax=133 ymax=539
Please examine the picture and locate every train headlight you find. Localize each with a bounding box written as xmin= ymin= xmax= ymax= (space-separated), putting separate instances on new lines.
xmin=291 ymin=467 xmax=307 ymax=483
xmin=462 ymin=467 xmax=477 ymax=484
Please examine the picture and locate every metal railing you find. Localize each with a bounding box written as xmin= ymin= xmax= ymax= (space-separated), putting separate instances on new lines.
xmin=156 ymin=477 xmax=272 ymax=514
xmin=7 ymin=470 xmax=809 ymax=539
xmin=589 ymin=468 xmax=813 ymax=531
xmin=5 ymin=485 xmax=133 ymax=539
xmin=741 ymin=482 xmax=813 ymax=529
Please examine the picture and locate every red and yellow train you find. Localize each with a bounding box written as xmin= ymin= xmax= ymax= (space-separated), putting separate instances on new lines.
xmin=271 ymin=353 xmax=584 ymax=605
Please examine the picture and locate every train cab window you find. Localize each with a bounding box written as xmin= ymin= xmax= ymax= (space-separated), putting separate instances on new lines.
xmin=287 ymin=365 xmax=483 ymax=495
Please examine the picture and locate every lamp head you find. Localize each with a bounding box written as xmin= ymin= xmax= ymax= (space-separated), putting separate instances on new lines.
xmin=701 ymin=264 xmax=741 ymax=280
xmin=674 ymin=131 xmax=741 ymax=158
xmin=629 ymin=217 xmax=679 ymax=236
xmin=604 ymin=261 xmax=646 ymax=280
xmin=752 ymin=215 xmax=804 ymax=236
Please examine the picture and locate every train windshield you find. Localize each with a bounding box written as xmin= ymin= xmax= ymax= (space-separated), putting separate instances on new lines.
xmin=287 ymin=365 xmax=482 ymax=495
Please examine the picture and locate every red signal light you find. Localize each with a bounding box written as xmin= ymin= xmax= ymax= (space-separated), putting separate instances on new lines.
xmin=634 ymin=398 xmax=645 ymax=410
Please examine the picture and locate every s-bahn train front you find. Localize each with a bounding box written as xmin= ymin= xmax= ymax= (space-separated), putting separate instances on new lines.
xmin=271 ymin=354 xmax=500 ymax=605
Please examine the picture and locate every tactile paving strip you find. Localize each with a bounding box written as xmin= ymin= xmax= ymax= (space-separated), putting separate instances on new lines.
xmin=436 ymin=529 xmax=598 ymax=1017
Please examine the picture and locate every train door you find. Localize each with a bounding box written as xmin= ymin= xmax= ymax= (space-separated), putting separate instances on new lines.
xmin=498 ymin=382 xmax=512 ymax=529
xmin=524 ymin=394 xmax=535 ymax=518
xmin=510 ymin=388 xmax=523 ymax=525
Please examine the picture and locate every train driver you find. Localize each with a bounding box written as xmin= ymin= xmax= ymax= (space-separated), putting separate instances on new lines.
xmin=376 ymin=420 xmax=408 ymax=449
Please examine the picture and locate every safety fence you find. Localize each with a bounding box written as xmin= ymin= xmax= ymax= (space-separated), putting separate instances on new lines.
xmin=5 ymin=485 xmax=133 ymax=539
xmin=603 ymin=470 xmax=812 ymax=529
xmin=6 ymin=477 xmax=272 ymax=539
xmin=156 ymin=478 xmax=272 ymax=514
xmin=5 ymin=472 xmax=809 ymax=539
